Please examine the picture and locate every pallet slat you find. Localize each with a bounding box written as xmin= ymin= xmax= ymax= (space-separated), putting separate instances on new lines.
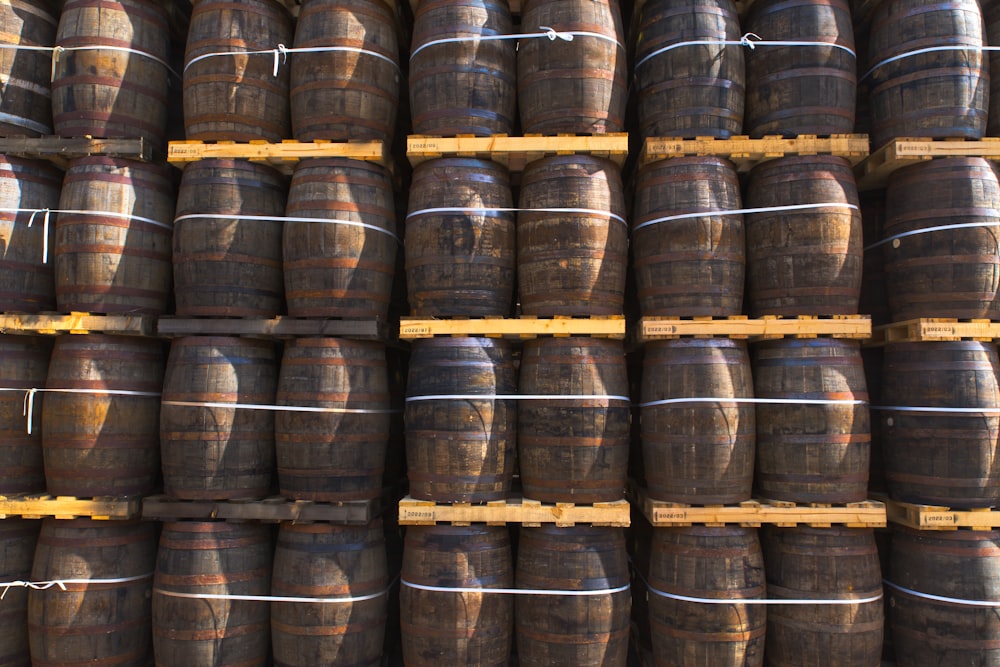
xmin=868 ymin=318 xmax=1000 ymax=345
xmin=167 ymin=140 xmax=391 ymax=174
xmin=0 ymin=495 xmax=141 ymax=520
xmin=405 ymin=134 xmax=629 ymax=170
xmin=637 ymin=315 xmax=871 ymax=342
xmin=855 ymin=137 xmax=1000 ymax=191
xmin=140 ymin=495 xmax=382 ymax=524
xmin=0 ymin=136 xmax=152 ymax=166
xmin=0 ymin=312 xmax=157 ymax=336
xmin=639 ymin=134 xmax=869 ymax=171
xmin=400 ymin=316 xmax=626 ymax=340
xmin=397 ymin=495 xmax=630 ymax=527
xmin=882 ymin=496 xmax=1000 ymax=530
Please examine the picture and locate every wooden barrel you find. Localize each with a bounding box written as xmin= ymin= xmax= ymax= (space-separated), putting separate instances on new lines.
xmin=745 ymin=155 xmax=863 ymax=316
xmin=518 ymin=337 xmax=629 ymax=503
xmin=515 ymin=526 xmax=631 ymax=666
xmin=405 ymin=158 xmax=515 ymax=316
xmin=889 ymin=526 xmax=1000 ymax=666
xmin=880 ymin=341 xmax=1000 ymax=507
xmin=0 ymin=0 xmax=56 ymax=136
xmin=52 ymin=0 xmax=170 ymax=148
xmin=0 ymin=336 xmax=50 ymax=495
xmin=56 ymin=157 xmax=174 ymax=315
xmin=517 ymin=0 xmax=627 ymax=134
xmin=410 ymin=0 xmax=515 ymax=136
xmin=883 ymin=158 xmax=1000 ymax=321
xmin=632 ymin=157 xmax=744 ymax=316
xmin=0 ymin=156 xmax=61 ymax=313
xmin=633 ymin=0 xmax=744 ymax=138
xmin=42 ymin=334 xmax=164 ymax=497
xmin=183 ymin=0 xmax=292 ymax=141
xmin=647 ymin=527 xmax=766 ymax=667
xmin=275 ymin=338 xmax=390 ymax=501
xmin=173 ymin=159 xmax=286 ymax=318
xmin=762 ymin=526 xmax=884 ymax=667
xmin=0 ymin=519 xmax=38 ymax=667
xmin=744 ymin=0 xmax=856 ymax=137
xmin=152 ymin=521 xmax=272 ymax=667
xmin=869 ymin=0 xmax=987 ymax=149
xmin=160 ymin=336 xmax=277 ymax=500
xmin=641 ymin=339 xmax=755 ymax=504
xmin=405 ymin=337 xmax=516 ymax=502
xmin=518 ymin=155 xmax=628 ymax=316
xmin=271 ymin=521 xmax=388 ymax=667
xmin=291 ymin=0 xmax=399 ymax=142
xmin=28 ymin=518 xmax=157 ymax=667
xmin=401 ymin=525 xmax=513 ymax=667
xmin=754 ymin=338 xmax=870 ymax=503
xmin=283 ymin=158 xmax=396 ymax=319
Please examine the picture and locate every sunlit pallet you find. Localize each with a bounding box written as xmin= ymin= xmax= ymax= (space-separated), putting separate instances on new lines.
xmin=869 ymin=318 xmax=1000 ymax=345
xmin=883 ymin=496 xmax=1000 ymax=531
xmin=0 ymin=494 xmax=141 ymax=520
xmin=398 ymin=495 xmax=630 ymax=527
xmin=400 ymin=316 xmax=626 ymax=340
xmin=856 ymin=137 xmax=1000 ymax=191
xmin=638 ymin=134 xmax=869 ymax=171
xmin=0 ymin=312 xmax=156 ymax=337
xmin=141 ymin=495 xmax=384 ymax=525
xmin=157 ymin=316 xmax=392 ymax=342
xmin=0 ymin=136 xmax=152 ymax=167
xmin=406 ymin=133 xmax=629 ymax=170
xmin=167 ymin=140 xmax=391 ymax=174
xmin=637 ymin=315 xmax=871 ymax=343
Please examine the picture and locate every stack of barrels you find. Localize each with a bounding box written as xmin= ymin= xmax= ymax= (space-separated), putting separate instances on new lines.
xmin=401 ymin=0 xmax=632 ymax=664
xmin=633 ymin=0 xmax=882 ymax=665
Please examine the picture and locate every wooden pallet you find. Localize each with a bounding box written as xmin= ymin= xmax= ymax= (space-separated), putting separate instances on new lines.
xmin=0 ymin=312 xmax=157 ymax=337
xmin=0 ymin=494 xmax=141 ymax=520
xmin=141 ymin=495 xmax=384 ymax=524
xmin=157 ymin=316 xmax=392 ymax=341
xmin=638 ymin=134 xmax=869 ymax=171
xmin=635 ymin=489 xmax=886 ymax=528
xmin=406 ymin=134 xmax=629 ymax=170
xmin=883 ymin=496 xmax=1000 ymax=531
xmin=636 ymin=315 xmax=871 ymax=343
xmin=167 ymin=140 xmax=391 ymax=174
xmin=400 ymin=316 xmax=626 ymax=340
xmin=0 ymin=136 xmax=153 ymax=167
xmin=397 ymin=495 xmax=631 ymax=527
xmin=855 ymin=137 xmax=1000 ymax=191
xmin=868 ymin=318 xmax=1000 ymax=345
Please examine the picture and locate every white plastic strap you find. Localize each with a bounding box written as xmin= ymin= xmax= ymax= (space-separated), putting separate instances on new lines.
xmin=633 ymin=202 xmax=859 ymax=232
xmin=154 ymin=585 xmax=392 ymax=604
xmin=402 ymin=579 xmax=630 ymax=597
xmin=51 ymin=44 xmax=179 ymax=80
xmin=861 ymin=45 xmax=1000 ymax=82
xmin=406 ymin=207 xmax=628 ymax=227
xmin=53 ymin=208 xmax=174 ymax=231
xmin=185 ymin=44 xmax=289 ymax=77
xmin=405 ymin=394 xmax=631 ymax=403
xmin=639 ymin=397 xmax=867 ymax=408
xmin=0 ymin=572 xmax=153 ymax=599
xmin=173 ymin=213 xmax=399 ymax=243
xmin=410 ymin=27 xmax=622 ymax=60
xmin=161 ymin=400 xmax=399 ymax=415
xmin=0 ymin=112 xmax=51 ymax=136
xmin=283 ymin=45 xmax=400 ymax=71
xmin=22 ymin=208 xmax=52 ymax=263
xmin=646 ymin=585 xmax=882 ymax=606
xmin=635 ymin=32 xmax=855 ymax=70
xmin=14 ymin=387 xmax=162 ymax=435
xmin=864 ymin=221 xmax=1000 ymax=253
xmin=870 ymin=405 xmax=1000 ymax=414
xmin=884 ymin=579 xmax=1000 ymax=607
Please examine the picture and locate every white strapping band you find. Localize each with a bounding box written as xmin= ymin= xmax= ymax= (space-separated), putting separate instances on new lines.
xmin=154 ymin=585 xmax=392 ymax=605
xmin=639 ymin=397 xmax=867 ymax=408
xmin=884 ymin=579 xmax=1000 ymax=607
xmin=185 ymin=44 xmax=289 ymax=77
xmin=635 ymin=32 xmax=856 ymax=70
xmin=51 ymin=45 xmax=179 ymax=80
xmin=0 ymin=111 xmax=51 ymax=136
xmin=283 ymin=45 xmax=400 ymax=71
xmin=174 ymin=213 xmax=400 ymax=243
xmin=865 ymin=221 xmax=1000 ymax=253
xmin=633 ymin=203 xmax=859 ymax=233
xmin=406 ymin=207 xmax=628 ymax=227
xmin=12 ymin=387 xmax=162 ymax=435
xmin=405 ymin=394 xmax=631 ymax=403
xmin=861 ymin=45 xmax=1000 ymax=82
xmin=870 ymin=405 xmax=1000 ymax=414
xmin=410 ymin=27 xmax=623 ymax=60
xmin=402 ymin=579 xmax=630 ymax=596
xmin=646 ymin=585 xmax=882 ymax=606
xmin=161 ymin=400 xmax=398 ymax=415
xmin=1 ymin=572 xmax=153 ymax=599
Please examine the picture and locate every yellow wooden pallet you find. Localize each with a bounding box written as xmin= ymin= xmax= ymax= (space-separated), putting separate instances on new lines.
xmin=868 ymin=318 xmax=1000 ymax=345
xmin=637 ymin=315 xmax=871 ymax=343
xmin=141 ymin=494 xmax=384 ymax=524
xmin=0 ymin=494 xmax=141 ymax=520
xmin=167 ymin=140 xmax=391 ymax=174
xmin=635 ymin=488 xmax=886 ymax=528
xmin=397 ymin=495 xmax=630 ymax=527
xmin=638 ymin=134 xmax=869 ymax=171
xmin=0 ymin=312 xmax=157 ymax=337
xmin=400 ymin=316 xmax=626 ymax=340
xmin=0 ymin=136 xmax=152 ymax=167
xmin=406 ymin=134 xmax=629 ymax=170
xmin=856 ymin=137 xmax=1000 ymax=191
xmin=157 ymin=316 xmax=391 ymax=341
xmin=883 ymin=496 xmax=1000 ymax=531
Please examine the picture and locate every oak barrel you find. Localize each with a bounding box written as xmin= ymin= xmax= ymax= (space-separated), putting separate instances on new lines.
xmin=753 ymin=338 xmax=870 ymax=503
xmin=869 ymin=0 xmax=987 ymax=148
xmin=42 ymin=334 xmax=164 ymax=497
xmin=173 ymin=159 xmax=286 ymax=318
xmin=882 ymin=158 xmax=1000 ymax=321
xmin=55 ymin=157 xmax=174 ymax=315
xmin=517 ymin=0 xmax=627 ymax=133
xmin=518 ymin=337 xmax=630 ymax=503
xmin=0 ymin=0 xmax=56 ymax=136
xmin=28 ymin=518 xmax=157 ymax=667
xmin=0 ymin=336 xmax=50 ymax=495
xmin=183 ymin=0 xmax=292 ymax=141
xmin=641 ymin=339 xmax=755 ymax=504
xmin=0 ymin=519 xmax=38 ymax=667
xmin=406 ymin=158 xmax=515 ymax=317
xmin=880 ymin=341 xmax=1000 ymax=507
xmin=401 ymin=525 xmax=513 ymax=667
xmin=745 ymin=155 xmax=863 ymax=316
xmin=744 ymin=0 xmax=856 ymax=137
xmin=410 ymin=0 xmax=515 ymax=136
xmin=405 ymin=337 xmax=517 ymax=502
xmin=647 ymin=527 xmax=766 ymax=667
xmin=515 ymin=526 xmax=631 ymax=666
xmin=762 ymin=526 xmax=884 ymax=667
xmin=283 ymin=158 xmax=396 ymax=319
xmin=290 ymin=0 xmax=399 ymax=142
xmin=271 ymin=521 xmax=388 ymax=667
xmin=52 ymin=0 xmax=170 ymax=148
xmin=632 ymin=156 xmax=745 ymax=316
xmin=634 ymin=0 xmax=744 ymax=138
xmin=275 ymin=338 xmax=390 ymax=502
xmin=518 ymin=155 xmax=628 ymax=316
xmin=160 ymin=337 xmax=277 ymax=500
xmin=889 ymin=526 xmax=1000 ymax=666
xmin=152 ymin=521 xmax=273 ymax=667
xmin=0 ymin=156 xmax=61 ymax=313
